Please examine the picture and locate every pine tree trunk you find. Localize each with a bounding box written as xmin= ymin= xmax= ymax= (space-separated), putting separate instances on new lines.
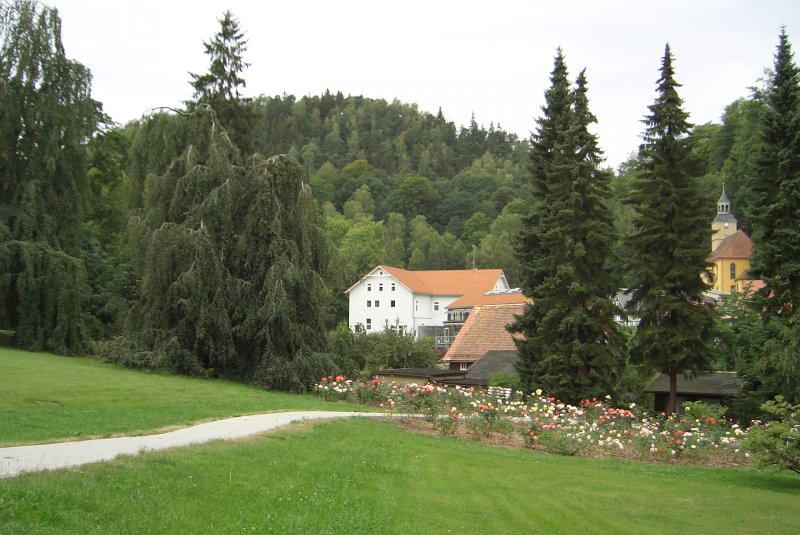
xmin=669 ymin=367 xmax=678 ymax=415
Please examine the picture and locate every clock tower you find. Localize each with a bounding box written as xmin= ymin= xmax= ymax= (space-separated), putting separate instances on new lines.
xmin=711 ymin=185 xmax=737 ymax=252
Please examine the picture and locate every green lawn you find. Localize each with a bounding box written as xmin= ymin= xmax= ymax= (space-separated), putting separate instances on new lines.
xmin=1 ymin=417 xmax=798 ymax=534
xmin=0 ymin=347 xmax=366 ymax=446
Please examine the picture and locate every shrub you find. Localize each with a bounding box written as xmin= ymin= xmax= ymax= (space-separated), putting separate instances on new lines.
xmin=488 ymin=372 xmax=521 ymax=391
xmin=746 ymin=396 xmax=800 ymax=474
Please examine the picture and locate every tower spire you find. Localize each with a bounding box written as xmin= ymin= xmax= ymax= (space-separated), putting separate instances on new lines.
xmin=711 ymin=184 xmax=737 ymax=252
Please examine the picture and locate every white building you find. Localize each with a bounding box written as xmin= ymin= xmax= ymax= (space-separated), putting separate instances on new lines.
xmin=345 ymin=265 xmax=509 ymax=337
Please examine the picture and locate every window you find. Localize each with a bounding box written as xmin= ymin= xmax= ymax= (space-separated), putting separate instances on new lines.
xmin=731 ymin=284 xmax=737 ymax=293
xmin=367 ymin=283 xmax=372 ymax=292
xmin=367 ymin=300 xmax=371 ymax=307
xmin=729 ymin=263 xmax=736 ymax=280
xmin=390 ymin=300 xmax=396 ymax=308
xmin=391 ymin=283 xmax=396 ymax=291
xmin=415 ymin=300 xmax=418 ymax=312
xmin=459 ymin=362 xmax=469 ymax=371
xmin=366 ymin=318 xmax=372 ymax=330
xmin=433 ymin=301 xmax=440 ymax=311
xmin=375 ymin=300 xmax=380 ymax=308
xmin=379 ymin=283 xmax=384 ymax=292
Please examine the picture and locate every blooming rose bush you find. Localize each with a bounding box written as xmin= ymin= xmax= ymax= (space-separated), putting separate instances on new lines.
xmin=313 ymin=376 xmax=750 ymax=463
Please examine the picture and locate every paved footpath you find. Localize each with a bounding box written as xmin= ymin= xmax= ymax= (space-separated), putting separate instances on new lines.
xmin=0 ymin=411 xmax=386 ymax=479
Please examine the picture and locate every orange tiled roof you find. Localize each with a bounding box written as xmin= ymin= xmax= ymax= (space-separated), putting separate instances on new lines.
xmin=708 ymin=230 xmax=752 ymax=261
xmin=447 ymin=290 xmax=528 ymax=309
xmin=443 ymin=303 xmax=524 ymax=362
xmin=380 ymin=265 xmax=504 ymax=296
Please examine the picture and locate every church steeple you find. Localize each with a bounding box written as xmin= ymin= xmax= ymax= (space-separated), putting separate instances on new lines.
xmin=717 ymin=185 xmax=731 ymax=215
xmin=711 ymin=184 xmax=737 ymax=252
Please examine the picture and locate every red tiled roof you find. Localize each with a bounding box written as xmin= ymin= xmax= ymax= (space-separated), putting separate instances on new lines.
xmin=708 ymin=230 xmax=752 ymax=261
xmin=447 ymin=291 xmax=528 ymax=309
xmin=380 ymin=265 xmax=504 ymax=296
xmin=443 ymin=303 xmax=524 ymax=362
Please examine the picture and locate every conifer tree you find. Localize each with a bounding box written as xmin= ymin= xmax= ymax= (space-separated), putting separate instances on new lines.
xmin=0 ymin=0 xmax=101 ymax=353
xmin=749 ymin=29 xmax=800 ymax=320
xmin=118 ymin=108 xmax=346 ymax=390
xmin=510 ymin=51 xmax=624 ymax=401
xmin=625 ymin=45 xmax=717 ymax=414
xmin=188 ymin=11 xmax=253 ymax=154
xmin=745 ymin=30 xmax=800 ymax=403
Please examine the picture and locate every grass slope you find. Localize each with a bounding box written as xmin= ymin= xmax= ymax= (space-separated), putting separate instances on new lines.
xmin=0 ymin=347 xmax=365 ymax=446
xmin=1 ymin=418 xmax=798 ymax=534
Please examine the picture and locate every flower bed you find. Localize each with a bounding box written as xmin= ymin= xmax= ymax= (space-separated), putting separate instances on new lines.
xmin=315 ymin=376 xmax=751 ymax=465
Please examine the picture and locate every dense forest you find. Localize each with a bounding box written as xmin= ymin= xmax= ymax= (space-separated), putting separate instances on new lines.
xmin=2 ymin=2 xmax=798 ymax=419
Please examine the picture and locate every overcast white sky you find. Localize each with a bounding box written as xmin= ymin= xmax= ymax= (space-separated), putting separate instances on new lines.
xmin=49 ymin=0 xmax=799 ymax=169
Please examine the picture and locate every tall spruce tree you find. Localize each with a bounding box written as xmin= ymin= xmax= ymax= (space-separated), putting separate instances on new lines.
xmin=0 ymin=0 xmax=101 ymax=353
xmin=626 ymin=45 xmax=717 ymax=414
xmin=745 ymin=29 xmax=800 ymax=402
xmin=749 ymin=29 xmax=800 ymax=319
xmin=188 ymin=11 xmax=254 ymax=154
xmin=510 ymin=51 xmax=624 ymax=401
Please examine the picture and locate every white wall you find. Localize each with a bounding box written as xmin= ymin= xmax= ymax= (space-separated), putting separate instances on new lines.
xmin=348 ymin=268 xmax=506 ymax=337
xmin=348 ymin=270 xmax=414 ymax=334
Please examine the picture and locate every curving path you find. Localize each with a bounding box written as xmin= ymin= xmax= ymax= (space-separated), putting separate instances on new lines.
xmin=0 ymin=411 xmax=386 ymax=479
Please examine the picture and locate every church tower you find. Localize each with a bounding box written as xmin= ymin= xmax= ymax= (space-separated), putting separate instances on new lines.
xmin=711 ymin=185 xmax=737 ymax=252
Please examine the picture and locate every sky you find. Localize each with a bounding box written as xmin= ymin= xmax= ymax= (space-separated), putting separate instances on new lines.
xmin=48 ymin=0 xmax=800 ymax=169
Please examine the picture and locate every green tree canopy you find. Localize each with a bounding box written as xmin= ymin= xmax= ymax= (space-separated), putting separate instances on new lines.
xmin=0 ymin=0 xmax=102 ymax=353
xmin=117 ymin=108 xmax=346 ymax=390
xmin=510 ymin=51 xmax=624 ymax=401
xmin=749 ymin=29 xmax=800 ymax=322
xmin=188 ymin=11 xmax=254 ymax=154
xmin=625 ymin=45 xmax=718 ymax=414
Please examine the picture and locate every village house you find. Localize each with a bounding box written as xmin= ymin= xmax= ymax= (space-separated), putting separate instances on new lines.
xmin=345 ymin=265 xmax=509 ymax=338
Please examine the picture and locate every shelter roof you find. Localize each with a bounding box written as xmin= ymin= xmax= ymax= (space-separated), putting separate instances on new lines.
xmin=644 ymin=372 xmax=743 ymax=396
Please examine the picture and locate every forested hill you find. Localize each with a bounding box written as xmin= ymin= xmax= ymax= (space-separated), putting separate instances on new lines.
xmin=249 ymin=91 xmax=525 ymax=181
xmin=219 ymin=92 xmax=536 ymax=291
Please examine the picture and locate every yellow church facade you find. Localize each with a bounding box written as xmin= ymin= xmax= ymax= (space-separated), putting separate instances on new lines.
xmin=706 ymin=187 xmax=761 ymax=294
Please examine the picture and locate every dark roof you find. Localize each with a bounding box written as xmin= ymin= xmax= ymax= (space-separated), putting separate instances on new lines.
xmin=437 ymin=350 xmax=518 ymax=387
xmin=436 ymin=378 xmax=487 ymax=387
xmin=373 ymin=368 xmax=463 ymax=378
xmin=464 ymin=350 xmax=517 ymax=381
xmin=644 ymin=372 xmax=743 ymax=396
xmin=712 ymin=213 xmax=737 ymax=224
